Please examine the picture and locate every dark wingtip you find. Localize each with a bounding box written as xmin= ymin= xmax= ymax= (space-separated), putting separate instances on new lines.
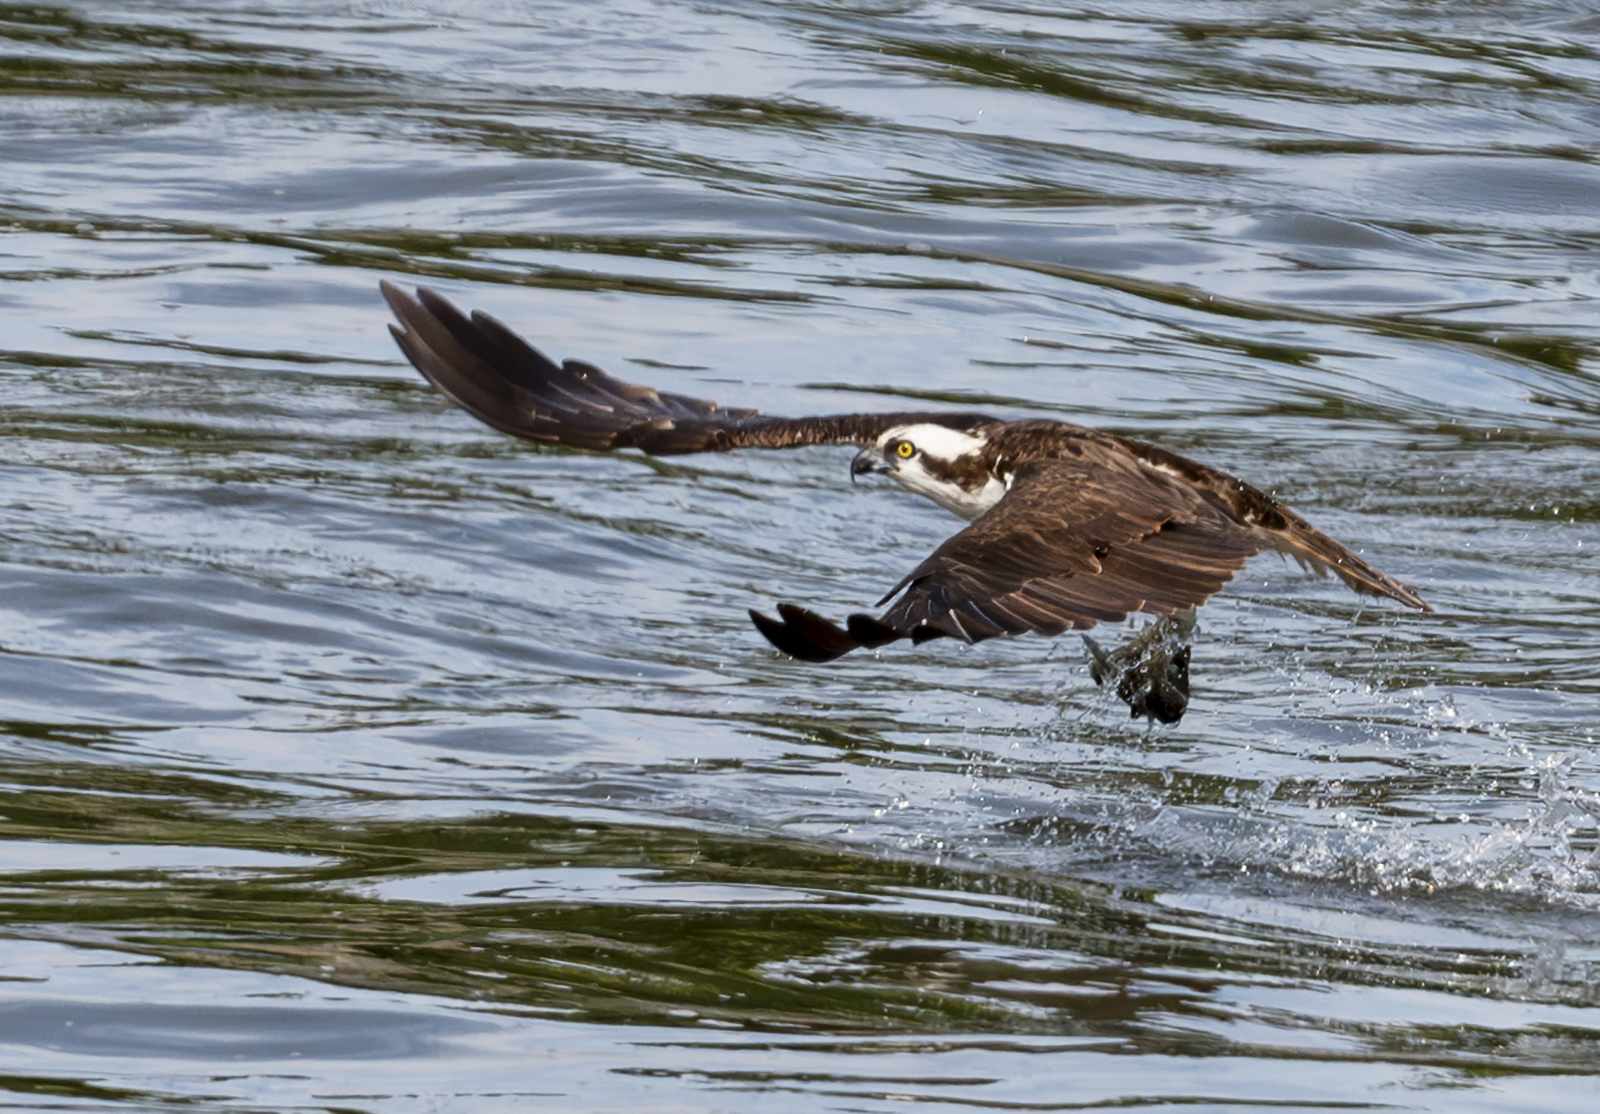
xmin=379 ymin=279 xmax=419 ymax=318
xmin=845 ymin=613 xmax=900 ymax=649
xmin=748 ymin=607 xmax=802 ymax=657
xmin=749 ymin=604 xmax=863 ymax=663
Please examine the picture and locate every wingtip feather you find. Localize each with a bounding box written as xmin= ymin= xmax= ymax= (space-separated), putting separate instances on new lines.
xmin=749 ymin=606 xmax=855 ymax=663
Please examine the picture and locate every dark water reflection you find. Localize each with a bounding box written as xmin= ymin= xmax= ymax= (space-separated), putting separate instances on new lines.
xmin=2 ymin=0 xmax=1599 ymax=1109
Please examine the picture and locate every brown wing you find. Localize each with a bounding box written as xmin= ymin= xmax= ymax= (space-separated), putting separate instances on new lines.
xmin=382 ymin=282 xmax=994 ymax=455
xmin=1110 ymin=437 xmax=1430 ymax=612
xmin=749 ymin=455 xmax=1275 ymax=662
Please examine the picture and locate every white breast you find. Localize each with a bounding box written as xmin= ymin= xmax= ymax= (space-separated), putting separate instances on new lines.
xmin=931 ymin=471 xmax=1009 ymax=519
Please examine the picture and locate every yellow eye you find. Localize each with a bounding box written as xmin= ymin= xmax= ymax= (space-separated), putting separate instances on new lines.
xmin=895 ymin=440 xmax=915 ymax=459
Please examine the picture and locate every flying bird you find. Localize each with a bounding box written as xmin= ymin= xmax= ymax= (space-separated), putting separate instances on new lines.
xmin=381 ymin=282 xmax=1428 ymax=682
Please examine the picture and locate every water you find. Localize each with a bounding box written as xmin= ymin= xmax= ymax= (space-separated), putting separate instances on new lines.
xmin=1 ymin=1 xmax=1598 ymax=1110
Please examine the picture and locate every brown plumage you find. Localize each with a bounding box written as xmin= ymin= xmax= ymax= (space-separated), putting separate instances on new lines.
xmin=383 ymin=282 xmax=1428 ymax=665
xmin=383 ymin=281 xmax=987 ymax=456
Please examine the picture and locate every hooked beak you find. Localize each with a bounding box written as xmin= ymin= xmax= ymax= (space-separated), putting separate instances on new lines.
xmin=850 ymin=448 xmax=884 ymax=483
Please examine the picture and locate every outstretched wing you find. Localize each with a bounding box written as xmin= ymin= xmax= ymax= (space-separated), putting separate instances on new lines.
xmin=382 ymin=282 xmax=992 ymax=454
xmin=752 ymin=452 xmax=1303 ymax=662
xmin=383 ymin=282 xmax=1425 ymax=666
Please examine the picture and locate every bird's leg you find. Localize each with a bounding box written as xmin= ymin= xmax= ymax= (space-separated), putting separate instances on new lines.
xmin=1081 ymin=610 xmax=1196 ymax=725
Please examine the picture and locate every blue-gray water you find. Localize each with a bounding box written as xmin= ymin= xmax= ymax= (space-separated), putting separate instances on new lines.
xmin=2 ymin=2 xmax=1598 ymax=1110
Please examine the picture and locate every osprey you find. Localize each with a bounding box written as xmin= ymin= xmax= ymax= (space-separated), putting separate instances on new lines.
xmin=381 ymin=283 xmax=1428 ymax=678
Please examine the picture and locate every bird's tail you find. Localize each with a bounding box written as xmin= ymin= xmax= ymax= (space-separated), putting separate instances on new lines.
xmin=1269 ymin=508 xmax=1430 ymax=611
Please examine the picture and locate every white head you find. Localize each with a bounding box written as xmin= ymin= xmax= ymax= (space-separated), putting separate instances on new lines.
xmin=851 ymin=422 xmax=1008 ymax=520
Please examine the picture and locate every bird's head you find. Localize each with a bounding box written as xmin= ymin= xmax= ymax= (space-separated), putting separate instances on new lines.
xmin=851 ymin=421 xmax=1007 ymax=520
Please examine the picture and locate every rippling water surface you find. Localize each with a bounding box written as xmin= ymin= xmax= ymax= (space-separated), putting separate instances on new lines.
xmin=2 ymin=1 xmax=1599 ymax=1110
